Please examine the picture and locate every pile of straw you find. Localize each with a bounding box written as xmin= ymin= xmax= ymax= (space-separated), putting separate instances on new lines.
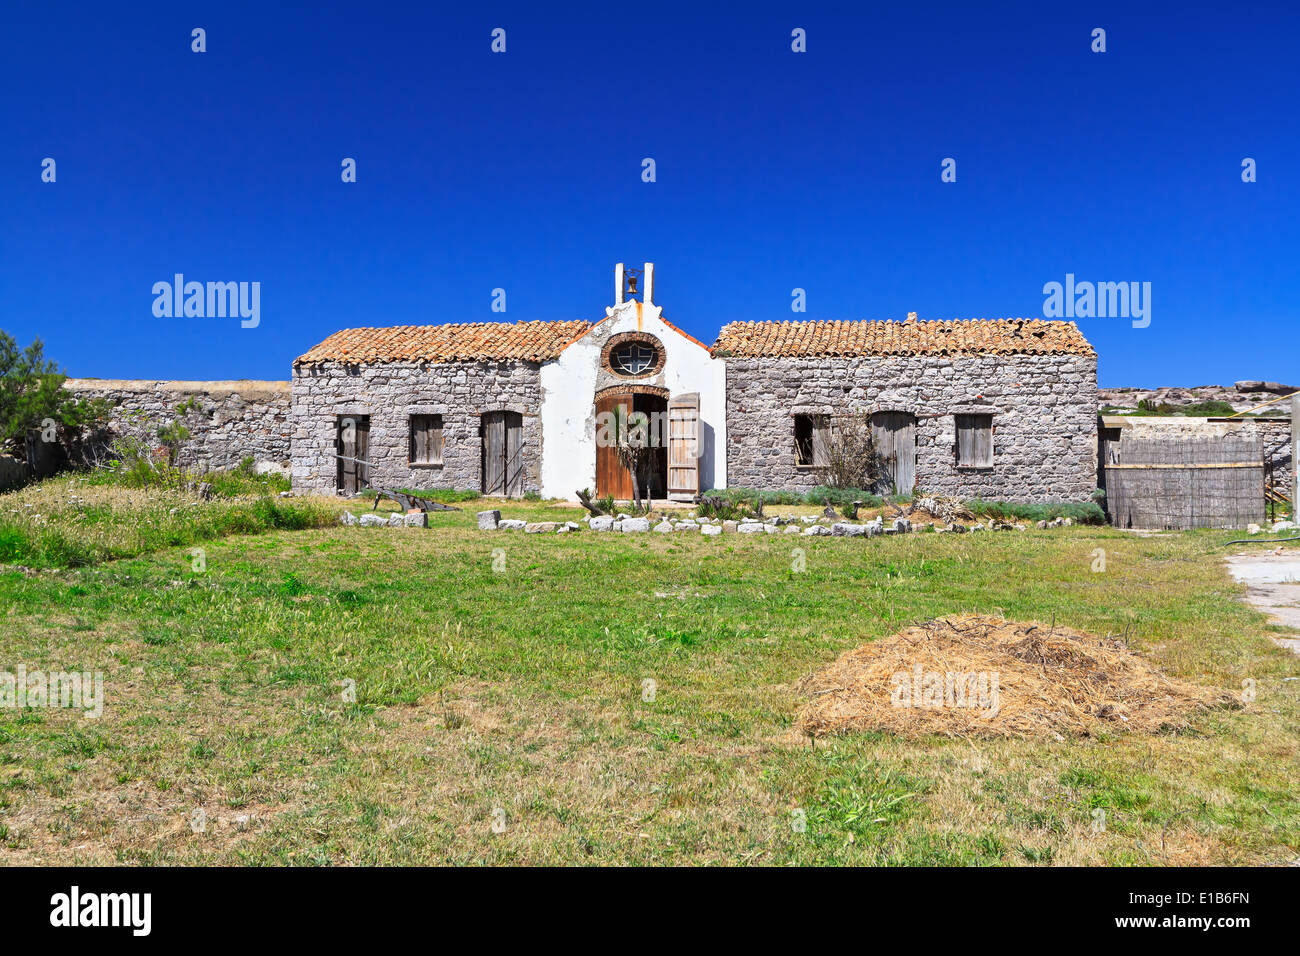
xmin=796 ymin=614 xmax=1234 ymax=739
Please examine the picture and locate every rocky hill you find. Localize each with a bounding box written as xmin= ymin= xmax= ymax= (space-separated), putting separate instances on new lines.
xmin=1098 ymin=381 xmax=1296 ymax=415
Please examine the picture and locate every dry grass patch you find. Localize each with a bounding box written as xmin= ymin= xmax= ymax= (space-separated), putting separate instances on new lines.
xmin=797 ymin=614 xmax=1238 ymax=739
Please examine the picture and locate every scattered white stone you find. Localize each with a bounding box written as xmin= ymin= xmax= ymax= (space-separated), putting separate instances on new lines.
xmin=339 ymin=511 xmax=359 ymax=526
xmin=620 ymin=517 xmax=651 ymax=533
xmin=738 ymin=523 xmax=764 ymax=534
xmin=589 ymin=516 xmax=615 ymax=532
xmin=387 ymin=513 xmax=404 ymax=527
xmin=832 ymin=523 xmax=867 ymax=537
xmin=1247 ymin=523 xmax=1262 ymax=535
xmin=654 ymin=521 xmax=674 ymax=533
xmin=498 ymin=519 xmax=527 ymax=531
xmin=803 ymin=525 xmax=831 ymax=536
xmin=359 ymin=513 xmax=387 ymax=527
xmin=524 ymin=522 xmax=558 ymax=533
xmin=1272 ymin=520 xmax=1296 ymax=532
xmin=564 ymin=521 xmax=580 ymax=532
xmin=477 ymin=509 xmax=501 ymax=530
xmin=701 ymin=524 xmax=723 ymax=536
xmin=403 ymin=512 xmax=428 ymax=528
xmin=784 ymin=524 xmax=802 ymax=534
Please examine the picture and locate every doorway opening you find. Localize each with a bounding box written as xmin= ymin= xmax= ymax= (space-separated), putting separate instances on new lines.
xmin=594 ymin=390 xmax=667 ymax=500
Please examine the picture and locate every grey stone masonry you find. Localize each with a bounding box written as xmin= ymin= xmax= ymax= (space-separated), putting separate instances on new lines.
xmin=724 ymin=353 xmax=1098 ymax=502
xmin=291 ymin=360 xmax=544 ymax=495
xmin=64 ymin=379 xmax=291 ymax=472
xmin=1258 ymin=419 xmax=1293 ymax=494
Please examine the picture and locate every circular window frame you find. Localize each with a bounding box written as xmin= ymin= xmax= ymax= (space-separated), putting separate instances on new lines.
xmin=601 ymin=332 xmax=666 ymax=379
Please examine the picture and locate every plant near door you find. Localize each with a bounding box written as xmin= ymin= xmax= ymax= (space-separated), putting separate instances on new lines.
xmin=611 ymin=405 xmax=654 ymax=512
xmin=822 ymin=412 xmax=884 ymax=490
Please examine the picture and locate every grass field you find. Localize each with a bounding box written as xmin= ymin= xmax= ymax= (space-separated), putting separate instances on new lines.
xmin=1 ymin=481 xmax=1297 ymax=865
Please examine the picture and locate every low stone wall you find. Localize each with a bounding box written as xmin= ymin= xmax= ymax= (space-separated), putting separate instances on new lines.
xmin=64 ymin=378 xmax=291 ymax=472
xmin=725 ymin=353 xmax=1098 ymax=503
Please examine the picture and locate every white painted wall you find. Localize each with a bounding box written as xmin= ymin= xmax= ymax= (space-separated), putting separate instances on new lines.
xmin=539 ymin=298 xmax=727 ymax=499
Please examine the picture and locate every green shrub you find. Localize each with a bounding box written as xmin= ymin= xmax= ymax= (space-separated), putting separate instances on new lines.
xmin=806 ymin=486 xmax=889 ymax=508
xmin=965 ymin=499 xmax=1106 ymax=525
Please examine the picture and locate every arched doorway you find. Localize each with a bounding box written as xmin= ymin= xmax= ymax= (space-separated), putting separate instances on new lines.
xmin=594 ymin=389 xmax=668 ymax=500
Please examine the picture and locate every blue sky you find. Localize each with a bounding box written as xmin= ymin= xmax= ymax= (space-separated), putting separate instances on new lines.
xmin=2 ymin=0 xmax=1296 ymax=387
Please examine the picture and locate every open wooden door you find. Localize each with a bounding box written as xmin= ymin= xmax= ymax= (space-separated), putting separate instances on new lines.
xmin=595 ymin=392 xmax=633 ymax=499
xmin=870 ymin=411 xmax=916 ymax=494
xmin=667 ymin=393 xmax=700 ymax=501
xmin=482 ymin=411 xmax=524 ymax=496
xmin=336 ymin=414 xmax=370 ymax=495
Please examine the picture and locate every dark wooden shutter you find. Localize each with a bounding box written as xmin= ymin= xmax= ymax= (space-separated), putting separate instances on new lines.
xmin=812 ymin=415 xmax=831 ymax=468
xmin=410 ymin=415 xmax=443 ymax=465
xmin=956 ymin=414 xmax=993 ymax=468
xmin=667 ymin=393 xmax=699 ymax=500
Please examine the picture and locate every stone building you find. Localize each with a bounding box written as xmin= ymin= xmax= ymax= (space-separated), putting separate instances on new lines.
xmin=291 ymin=264 xmax=727 ymax=499
xmin=286 ymin=263 xmax=1098 ymax=503
xmin=715 ymin=316 xmax=1098 ymax=501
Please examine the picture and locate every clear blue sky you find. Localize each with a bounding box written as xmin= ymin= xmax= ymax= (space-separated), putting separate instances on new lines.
xmin=2 ymin=0 xmax=1296 ymax=387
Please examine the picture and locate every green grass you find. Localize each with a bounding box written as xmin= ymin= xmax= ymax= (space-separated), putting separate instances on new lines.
xmin=0 ymin=475 xmax=337 ymax=568
xmin=0 ymin=483 xmax=1296 ymax=865
xmin=372 ymin=487 xmax=483 ymax=504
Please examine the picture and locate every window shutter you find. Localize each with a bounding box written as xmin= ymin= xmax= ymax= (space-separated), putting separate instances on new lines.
xmin=956 ymin=414 xmax=993 ymax=467
xmin=812 ymin=416 xmax=831 ymax=467
xmin=430 ymin=417 xmax=444 ymax=464
xmin=410 ymin=415 xmax=444 ymax=465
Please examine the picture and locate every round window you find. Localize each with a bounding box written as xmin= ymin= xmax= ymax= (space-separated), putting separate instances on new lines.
xmin=610 ymin=342 xmax=659 ymax=376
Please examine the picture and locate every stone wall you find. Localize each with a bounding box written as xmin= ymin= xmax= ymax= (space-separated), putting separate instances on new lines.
xmin=724 ymin=354 xmax=1098 ymax=502
xmin=64 ymin=378 xmax=291 ymax=472
xmin=290 ymin=360 xmax=544 ymax=495
xmin=1258 ymin=419 xmax=1293 ymax=494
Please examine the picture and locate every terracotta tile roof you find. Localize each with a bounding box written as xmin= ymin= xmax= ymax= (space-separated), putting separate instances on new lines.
xmin=710 ymin=317 xmax=1095 ymax=358
xmin=294 ymin=320 xmax=594 ymax=367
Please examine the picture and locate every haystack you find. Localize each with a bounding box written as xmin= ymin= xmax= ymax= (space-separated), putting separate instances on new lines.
xmin=796 ymin=614 xmax=1235 ymax=739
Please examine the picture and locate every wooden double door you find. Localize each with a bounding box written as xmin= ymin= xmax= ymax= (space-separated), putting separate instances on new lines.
xmin=482 ymin=411 xmax=524 ymax=497
xmin=336 ymin=415 xmax=370 ymax=495
xmin=594 ymin=391 xmax=699 ymax=501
